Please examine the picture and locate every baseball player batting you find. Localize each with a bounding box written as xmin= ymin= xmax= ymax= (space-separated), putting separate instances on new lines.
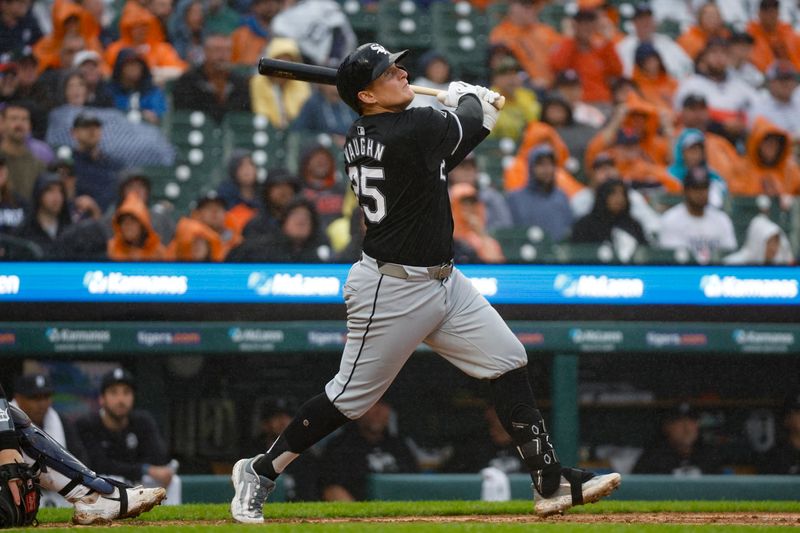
xmin=230 ymin=43 xmax=620 ymax=522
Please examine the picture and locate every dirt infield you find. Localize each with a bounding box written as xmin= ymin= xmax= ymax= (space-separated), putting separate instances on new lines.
xmin=39 ymin=513 xmax=800 ymax=527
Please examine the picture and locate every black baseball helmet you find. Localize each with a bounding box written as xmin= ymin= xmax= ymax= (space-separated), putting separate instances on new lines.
xmin=336 ymin=43 xmax=408 ymax=113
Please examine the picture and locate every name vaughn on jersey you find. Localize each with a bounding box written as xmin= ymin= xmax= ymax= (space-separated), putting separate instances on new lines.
xmin=343 ymin=135 xmax=386 ymax=164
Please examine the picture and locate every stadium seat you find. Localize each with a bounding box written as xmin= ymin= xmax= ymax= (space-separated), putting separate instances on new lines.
xmin=284 ymin=131 xmax=344 ymax=176
xmin=552 ymin=242 xmax=618 ymax=264
xmin=339 ymin=0 xmax=378 ymax=43
xmin=430 ymin=2 xmax=491 ymax=82
xmin=377 ymin=0 xmax=434 ymax=56
xmin=143 ymin=164 xmax=208 ymax=216
xmin=223 ymin=112 xmax=289 ymax=172
xmin=472 ymin=137 xmax=517 ymax=190
xmin=491 ymin=226 xmax=554 ymax=263
xmin=168 ymin=110 xmax=225 ymax=184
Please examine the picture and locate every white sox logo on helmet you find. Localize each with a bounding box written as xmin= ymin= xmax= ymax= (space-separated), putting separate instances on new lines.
xmin=369 ymin=44 xmax=390 ymax=56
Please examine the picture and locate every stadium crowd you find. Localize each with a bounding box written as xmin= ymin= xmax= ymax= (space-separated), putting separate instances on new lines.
xmin=0 ymin=0 xmax=798 ymax=265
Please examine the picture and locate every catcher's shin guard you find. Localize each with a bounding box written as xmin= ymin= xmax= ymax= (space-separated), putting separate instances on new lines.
xmin=11 ymin=405 xmax=116 ymax=495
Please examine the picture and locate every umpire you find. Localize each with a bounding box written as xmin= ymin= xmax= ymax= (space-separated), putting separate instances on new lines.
xmin=230 ymin=43 xmax=621 ymax=523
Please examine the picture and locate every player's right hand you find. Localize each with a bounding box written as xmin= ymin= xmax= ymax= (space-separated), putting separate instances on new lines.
xmin=437 ymin=81 xmax=480 ymax=108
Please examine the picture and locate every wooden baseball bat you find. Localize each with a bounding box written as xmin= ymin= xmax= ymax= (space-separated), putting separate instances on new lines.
xmin=257 ymin=58 xmax=505 ymax=110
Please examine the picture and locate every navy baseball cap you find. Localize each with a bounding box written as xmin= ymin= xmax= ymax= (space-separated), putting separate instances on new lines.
xmin=665 ymin=401 xmax=699 ymax=422
xmin=100 ymin=367 xmax=135 ymax=393
xmin=336 ymin=43 xmax=408 ymax=113
xmin=15 ymin=374 xmax=54 ymax=396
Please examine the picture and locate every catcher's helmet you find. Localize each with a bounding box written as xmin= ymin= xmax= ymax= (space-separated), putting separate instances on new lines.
xmin=336 ymin=43 xmax=408 ymax=113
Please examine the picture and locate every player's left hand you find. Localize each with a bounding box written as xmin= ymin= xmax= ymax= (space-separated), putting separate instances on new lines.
xmin=437 ymin=81 xmax=480 ymax=108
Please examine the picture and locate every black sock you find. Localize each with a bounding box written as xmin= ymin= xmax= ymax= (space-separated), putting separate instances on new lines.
xmin=252 ymin=393 xmax=350 ymax=479
xmin=491 ymin=366 xmax=562 ymax=496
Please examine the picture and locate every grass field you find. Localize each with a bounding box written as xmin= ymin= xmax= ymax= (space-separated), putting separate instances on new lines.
xmin=17 ymin=500 xmax=800 ymax=532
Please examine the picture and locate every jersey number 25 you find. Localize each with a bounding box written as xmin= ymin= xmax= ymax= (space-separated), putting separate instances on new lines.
xmin=348 ymin=165 xmax=387 ymax=223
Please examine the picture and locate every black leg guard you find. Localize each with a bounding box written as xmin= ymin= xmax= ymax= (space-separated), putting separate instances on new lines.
xmin=11 ymin=405 xmax=117 ymax=495
xmin=490 ymin=366 xmax=562 ymax=497
xmin=253 ymin=393 xmax=350 ymax=479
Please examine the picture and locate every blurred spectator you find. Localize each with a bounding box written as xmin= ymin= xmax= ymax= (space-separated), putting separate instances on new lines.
xmin=633 ymin=402 xmax=722 ymax=475
xmin=448 ymin=152 xmax=511 ymax=231
xmin=323 ymin=187 xmax=357 ymax=254
xmin=217 ymin=150 xmax=261 ymax=211
xmin=489 ymin=0 xmax=563 ymax=89
xmin=507 ymin=144 xmax=573 ymax=243
xmin=228 ymin=196 xmax=330 ymax=262
xmin=291 ymin=84 xmax=357 ymax=138
xmin=77 ymin=368 xmax=181 ymax=504
xmin=11 ymin=373 xmax=87 ymax=463
xmin=108 ymin=169 xmax=175 ymax=243
xmin=51 ymin=156 xmax=103 ymax=223
xmin=148 ymin=0 xmax=174 ymax=41
xmin=270 ymin=0 xmax=356 ymax=68
xmin=8 ymin=93 xmax=53 ymax=166
xmin=73 ymin=50 xmax=114 ymax=108
xmin=571 ymin=179 xmax=647 ymax=261
xmin=169 ymin=0 xmax=205 ymax=67
xmin=241 ymin=167 xmax=300 ymax=238
xmin=60 ymin=70 xmax=91 ymax=107
xmin=109 ymin=48 xmax=167 ymax=124
xmin=539 ymin=96 xmax=597 ymax=167
xmin=616 ymin=2 xmax=693 ymax=79
xmin=735 ymin=117 xmax=800 ymax=196
xmin=727 ymin=32 xmax=764 ymax=90
xmin=12 ymin=372 xmax=88 ymax=507
xmin=570 ymin=152 xmax=660 ymax=241
xmin=552 ymin=69 xmax=606 ymax=128
xmin=631 ymin=43 xmax=677 ymax=111
xmin=751 ymin=61 xmax=800 ymax=139
xmin=758 ymin=390 xmax=800 ymax=474
xmin=244 ymin=397 xmax=320 ymax=501
xmin=668 ymin=129 xmax=728 ymax=208
xmin=70 ymin=112 xmax=123 ymax=211
xmin=407 ymin=50 xmax=451 ymax=112
xmin=673 ymin=39 xmax=758 ymax=149
xmin=191 ymin=190 xmax=241 ymax=257
xmin=504 ymin=121 xmax=585 ymax=196
xmin=299 ymin=143 xmax=345 ymax=227
xmin=675 ymin=93 xmax=744 ymax=191
xmin=659 ymin=166 xmax=737 ymax=264
xmin=14 ymin=172 xmax=71 ymax=254
xmin=450 ymin=182 xmax=504 ymax=263
xmin=32 ymin=33 xmax=87 ymax=117
xmin=107 ymin=192 xmax=167 ymax=260
xmin=168 ymin=216 xmax=224 ymax=261
xmin=105 ymin=0 xmax=187 ymax=86
xmin=0 ymin=153 xmax=27 ymax=233
xmin=487 ymin=56 xmax=539 ymax=142
xmin=0 ymin=0 xmax=43 ymax=55
xmin=0 ymin=100 xmax=46 ymax=199
xmin=203 ymin=0 xmax=241 ymax=35
xmin=33 ymin=0 xmax=104 ymax=75
xmin=724 ymin=214 xmax=794 ymax=265
xmin=586 ymin=91 xmax=672 ymax=170
xmin=550 ymin=8 xmax=623 ymax=105
xmin=250 ymin=37 xmax=310 ymax=128
xmin=173 ymin=33 xmax=251 ymax=123
xmin=231 ymin=0 xmax=282 ymax=66
xmin=446 ymin=406 xmax=524 ymax=474
xmin=0 ymin=47 xmax=50 ymax=138
xmin=319 ymin=400 xmax=416 ymax=501
xmin=747 ymin=0 xmax=800 ymax=73
xmin=676 ymin=3 xmax=730 ymax=60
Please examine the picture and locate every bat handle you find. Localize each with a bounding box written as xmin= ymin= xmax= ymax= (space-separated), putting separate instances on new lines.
xmin=409 ymin=84 xmax=506 ymax=110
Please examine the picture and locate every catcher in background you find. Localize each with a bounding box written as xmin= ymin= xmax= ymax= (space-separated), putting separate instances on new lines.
xmin=0 ymin=383 xmax=166 ymax=527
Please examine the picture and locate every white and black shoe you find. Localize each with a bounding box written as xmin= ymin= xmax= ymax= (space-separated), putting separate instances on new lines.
xmin=72 ymin=485 xmax=167 ymax=525
xmin=534 ymin=468 xmax=621 ymax=517
xmin=230 ymin=455 xmax=275 ymax=524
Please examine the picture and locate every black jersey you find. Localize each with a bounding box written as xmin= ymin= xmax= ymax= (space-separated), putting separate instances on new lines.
xmin=343 ymin=95 xmax=487 ymax=266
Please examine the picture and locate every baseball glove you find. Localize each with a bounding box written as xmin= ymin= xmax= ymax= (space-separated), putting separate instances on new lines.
xmin=0 ymin=462 xmax=40 ymax=528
